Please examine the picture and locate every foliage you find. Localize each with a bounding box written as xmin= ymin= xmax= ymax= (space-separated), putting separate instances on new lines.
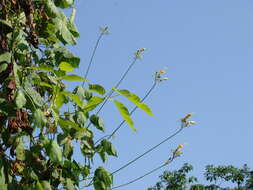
xmin=0 ymin=0 xmax=156 ymax=189
xmin=148 ymin=164 xmax=253 ymax=190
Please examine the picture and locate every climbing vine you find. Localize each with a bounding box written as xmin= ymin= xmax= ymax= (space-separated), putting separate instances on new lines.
xmin=0 ymin=0 xmax=195 ymax=189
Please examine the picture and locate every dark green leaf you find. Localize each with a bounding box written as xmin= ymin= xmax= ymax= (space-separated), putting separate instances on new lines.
xmin=54 ymin=46 xmax=80 ymax=68
xmin=45 ymin=140 xmax=62 ymax=163
xmin=113 ymin=100 xmax=135 ymax=131
xmin=55 ymin=0 xmax=74 ymax=9
xmin=90 ymin=114 xmax=104 ymax=131
xmin=94 ymin=167 xmax=113 ymax=190
xmin=101 ymin=139 xmax=117 ymax=157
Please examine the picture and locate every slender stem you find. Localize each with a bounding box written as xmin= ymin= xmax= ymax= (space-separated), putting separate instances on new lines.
xmin=81 ymin=127 xmax=183 ymax=189
xmin=112 ymin=161 xmax=173 ymax=189
xmin=82 ymin=33 xmax=104 ymax=87
xmin=94 ymin=81 xmax=157 ymax=145
xmin=111 ymin=127 xmax=184 ymax=175
xmin=87 ymin=57 xmax=138 ymax=128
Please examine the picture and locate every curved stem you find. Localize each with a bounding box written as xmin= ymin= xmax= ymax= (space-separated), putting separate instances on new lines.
xmin=111 ymin=127 xmax=184 ymax=175
xmin=94 ymin=81 xmax=157 ymax=145
xmin=82 ymin=32 xmax=104 ymax=87
xmin=87 ymin=57 xmax=138 ymax=128
xmin=112 ymin=163 xmax=168 ymax=189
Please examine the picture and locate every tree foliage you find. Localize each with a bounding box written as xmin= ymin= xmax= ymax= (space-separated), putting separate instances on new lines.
xmin=0 ymin=0 xmax=156 ymax=189
xmin=148 ymin=164 xmax=253 ymax=190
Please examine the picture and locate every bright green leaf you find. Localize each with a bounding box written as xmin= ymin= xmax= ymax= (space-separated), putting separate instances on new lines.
xmin=113 ymin=87 xmax=154 ymax=116
xmin=61 ymin=74 xmax=86 ymax=81
xmin=59 ymin=61 xmax=74 ymax=72
xmin=0 ymin=52 xmax=11 ymax=63
xmin=62 ymin=91 xmax=84 ymax=108
xmin=83 ymin=96 xmax=104 ymax=112
xmin=113 ymin=100 xmax=135 ymax=131
xmin=16 ymin=138 xmax=25 ymax=161
xmin=15 ymin=91 xmax=26 ymax=109
xmin=89 ymin=84 xmax=106 ymax=95
xmin=65 ymin=178 xmax=75 ymax=190
xmin=54 ymin=92 xmax=66 ymax=109
xmin=0 ymin=64 xmax=7 ymax=73
xmin=41 ymin=180 xmax=52 ymax=190
xmin=36 ymin=181 xmax=44 ymax=190
xmin=31 ymin=65 xmax=54 ymax=73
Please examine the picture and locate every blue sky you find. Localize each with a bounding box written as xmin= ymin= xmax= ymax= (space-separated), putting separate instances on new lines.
xmin=70 ymin=0 xmax=253 ymax=189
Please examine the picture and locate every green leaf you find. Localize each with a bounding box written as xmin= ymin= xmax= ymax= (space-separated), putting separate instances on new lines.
xmin=61 ymin=74 xmax=86 ymax=81
xmin=33 ymin=109 xmax=47 ymax=128
xmin=113 ymin=87 xmax=154 ymax=116
xmin=45 ymin=140 xmax=62 ymax=163
xmin=73 ymin=128 xmax=92 ymax=139
xmin=59 ymin=119 xmax=81 ymax=131
xmin=36 ymin=181 xmax=44 ymax=190
xmin=83 ymin=96 xmax=104 ymax=112
xmin=24 ymin=81 xmax=44 ymax=107
xmin=94 ymin=167 xmax=113 ymax=190
xmin=31 ymin=65 xmax=54 ymax=73
xmin=54 ymin=92 xmax=67 ymax=109
xmin=0 ymin=52 xmax=11 ymax=63
xmin=45 ymin=0 xmax=60 ymax=17
xmin=15 ymin=91 xmax=26 ymax=109
xmin=73 ymin=86 xmax=92 ymax=100
xmin=0 ymin=64 xmax=7 ymax=73
xmin=41 ymin=180 xmax=52 ymax=190
xmin=101 ymin=139 xmax=117 ymax=157
xmin=113 ymin=100 xmax=135 ymax=131
xmin=63 ymin=140 xmax=73 ymax=159
xmin=65 ymin=178 xmax=75 ymax=190
xmin=16 ymin=138 xmax=26 ymax=161
xmin=55 ymin=0 xmax=74 ymax=8
xmin=54 ymin=13 xmax=76 ymax=45
xmin=54 ymin=46 xmax=80 ymax=68
xmin=89 ymin=84 xmax=106 ymax=95
xmin=59 ymin=61 xmax=74 ymax=72
xmin=0 ymin=19 xmax=12 ymax=33
xmin=90 ymin=114 xmax=104 ymax=131
xmin=0 ymin=166 xmax=7 ymax=190
xmin=62 ymin=91 xmax=84 ymax=108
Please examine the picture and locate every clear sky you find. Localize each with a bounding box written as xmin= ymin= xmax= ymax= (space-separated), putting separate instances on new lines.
xmin=70 ymin=0 xmax=253 ymax=189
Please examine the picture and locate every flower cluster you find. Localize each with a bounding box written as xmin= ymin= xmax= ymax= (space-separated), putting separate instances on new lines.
xmin=181 ymin=113 xmax=197 ymax=128
xmin=155 ymin=69 xmax=169 ymax=82
xmin=134 ymin=48 xmax=146 ymax=59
